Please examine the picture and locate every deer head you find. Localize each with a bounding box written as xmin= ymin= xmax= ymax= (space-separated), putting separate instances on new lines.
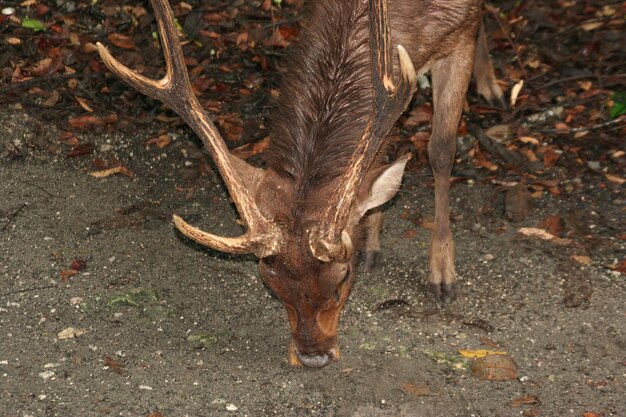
xmin=97 ymin=0 xmax=416 ymax=367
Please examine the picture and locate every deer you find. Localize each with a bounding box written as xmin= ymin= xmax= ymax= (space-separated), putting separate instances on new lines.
xmin=97 ymin=0 xmax=487 ymax=368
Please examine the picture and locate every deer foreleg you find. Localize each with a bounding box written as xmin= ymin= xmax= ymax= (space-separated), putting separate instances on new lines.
xmin=427 ymin=43 xmax=474 ymax=302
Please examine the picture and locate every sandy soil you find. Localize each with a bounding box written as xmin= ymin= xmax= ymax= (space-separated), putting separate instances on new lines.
xmin=0 ymin=109 xmax=624 ymax=417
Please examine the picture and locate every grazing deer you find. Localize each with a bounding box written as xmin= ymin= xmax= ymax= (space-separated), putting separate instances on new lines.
xmin=97 ymin=0 xmax=483 ymax=367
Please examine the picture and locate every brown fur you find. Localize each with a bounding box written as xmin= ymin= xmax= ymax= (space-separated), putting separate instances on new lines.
xmin=258 ymin=0 xmax=482 ymax=366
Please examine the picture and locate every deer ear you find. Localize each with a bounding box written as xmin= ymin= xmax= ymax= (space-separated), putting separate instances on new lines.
xmin=355 ymin=155 xmax=409 ymax=219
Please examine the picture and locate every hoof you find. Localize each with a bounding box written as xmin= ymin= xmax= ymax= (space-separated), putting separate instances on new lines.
xmin=362 ymin=250 xmax=380 ymax=272
xmin=427 ymin=282 xmax=456 ymax=303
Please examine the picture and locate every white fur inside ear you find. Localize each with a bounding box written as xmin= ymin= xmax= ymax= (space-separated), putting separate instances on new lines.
xmin=357 ymin=156 xmax=409 ymax=217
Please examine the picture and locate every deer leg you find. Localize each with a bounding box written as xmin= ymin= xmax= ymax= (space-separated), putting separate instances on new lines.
xmin=363 ymin=210 xmax=383 ymax=272
xmin=427 ymin=43 xmax=474 ymax=302
xmin=473 ymin=19 xmax=506 ymax=108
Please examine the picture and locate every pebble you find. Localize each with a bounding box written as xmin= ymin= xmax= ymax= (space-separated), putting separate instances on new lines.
xmin=483 ymin=254 xmax=495 ymax=261
xmin=39 ymin=371 xmax=55 ymax=379
xmin=226 ymin=404 xmax=238 ymax=411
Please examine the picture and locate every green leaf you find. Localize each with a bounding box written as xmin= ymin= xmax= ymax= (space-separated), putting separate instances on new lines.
xmin=21 ymin=17 xmax=45 ymax=32
xmin=609 ymin=91 xmax=626 ymax=118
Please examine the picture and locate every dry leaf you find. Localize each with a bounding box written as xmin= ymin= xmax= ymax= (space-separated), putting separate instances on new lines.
xmin=458 ymin=349 xmax=507 ymax=359
xmin=505 ymin=183 xmax=532 ymax=222
xmin=572 ymin=255 xmax=592 ymax=265
xmin=471 ymin=355 xmax=518 ymax=380
xmin=485 ymin=124 xmax=513 ymax=143
xmin=537 ymin=215 xmax=564 ymax=236
xmin=145 ymin=134 xmax=172 ymax=149
xmin=57 ymin=327 xmax=88 ymax=340
xmin=519 ymin=136 xmax=540 ymax=145
xmin=107 ymin=33 xmax=136 ymax=49
xmin=579 ymin=21 xmax=603 ymax=31
xmin=75 ymin=96 xmax=94 ymax=112
xmin=43 ymin=90 xmax=60 ymax=107
xmin=231 ymin=137 xmax=270 ymax=159
xmin=510 ymin=79 xmax=524 ymax=107
xmin=103 ymin=355 xmax=125 ymax=374
xmin=605 ymin=173 xmax=626 ymax=184
xmin=518 ymin=227 xmax=572 ymax=245
xmin=401 ymin=382 xmax=437 ymax=397
xmin=509 ymin=394 xmax=540 ymax=408
xmin=90 ymin=166 xmax=135 ymax=178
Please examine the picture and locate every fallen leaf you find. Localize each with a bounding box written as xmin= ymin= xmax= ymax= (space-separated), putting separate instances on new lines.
xmin=103 ymin=355 xmax=125 ymax=374
xmin=518 ymin=227 xmax=572 ymax=245
xmin=90 ymin=166 xmax=135 ymax=178
xmin=68 ymin=115 xmax=101 ymax=129
xmin=458 ymin=349 xmax=507 ymax=359
xmin=579 ymin=21 xmax=603 ymax=31
xmin=605 ymin=173 xmax=626 ymax=184
xmin=510 ymin=79 xmax=524 ymax=107
xmin=71 ymin=259 xmax=87 ymax=271
xmin=471 ymin=354 xmax=518 ymax=380
xmin=264 ymin=29 xmax=290 ymax=48
xmin=537 ymin=215 xmax=564 ymax=236
xmin=485 ymin=124 xmax=513 ymax=143
xmin=43 ymin=90 xmax=60 ymax=107
xmin=21 ymin=16 xmax=45 ymax=32
xmin=608 ymin=260 xmax=626 ymax=274
xmin=509 ymin=394 xmax=540 ymax=408
xmin=572 ymin=255 xmax=592 ymax=265
xmin=145 ymin=134 xmax=172 ymax=149
xmin=29 ymin=57 xmax=52 ymax=76
xmin=57 ymin=327 xmax=88 ymax=340
xmin=401 ymin=382 xmax=437 ymax=397
xmin=66 ymin=143 xmax=95 ymax=158
xmin=60 ymin=269 xmax=78 ymax=281
xmin=403 ymin=228 xmax=417 ymax=238
xmin=505 ymin=183 xmax=532 ymax=222
xmin=75 ymin=96 xmax=94 ymax=112
xmin=423 ymin=350 xmax=469 ymax=371
xmin=519 ymin=136 xmax=540 ymax=145
xmin=231 ymin=137 xmax=270 ymax=159
xmin=107 ymin=33 xmax=135 ymax=49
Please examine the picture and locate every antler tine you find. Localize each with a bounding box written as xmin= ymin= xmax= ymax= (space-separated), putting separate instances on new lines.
xmin=310 ymin=0 xmax=417 ymax=262
xmin=97 ymin=0 xmax=282 ymax=258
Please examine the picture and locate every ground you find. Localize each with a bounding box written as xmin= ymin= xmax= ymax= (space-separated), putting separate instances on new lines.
xmin=0 ymin=0 xmax=625 ymax=416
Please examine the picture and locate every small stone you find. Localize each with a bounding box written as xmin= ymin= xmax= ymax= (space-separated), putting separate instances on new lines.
xmin=226 ymin=404 xmax=238 ymax=411
xmin=39 ymin=371 xmax=55 ymax=379
xmin=483 ymin=254 xmax=495 ymax=261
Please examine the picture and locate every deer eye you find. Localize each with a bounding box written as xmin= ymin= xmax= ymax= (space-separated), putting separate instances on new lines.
xmin=334 ymin=268 xmax=351 ymax=301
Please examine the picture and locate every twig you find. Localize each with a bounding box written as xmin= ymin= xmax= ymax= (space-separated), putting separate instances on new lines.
xmin=538 ymin=117 xmax=625 ymax=134
xmin=1 ymin=203 xmax=27 ymax=232
xmin=485 ymin=3 xmax=528 ymax=79
xmin=474 ymin=127 xmax=524 ymax=167
xmin=0 ymin=73 xmax=104 ymax=94
xmin=0 ymin=285 xmax=56 ymax=298
xmin=533 ymin=73 xmax=626 ymax=91
xmin=24 ymin=181 xmax=57 ymax=198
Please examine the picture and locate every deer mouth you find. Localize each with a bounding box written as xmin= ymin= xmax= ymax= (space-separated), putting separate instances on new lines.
xmin=289 ymin=341 xmax=339 ymax=368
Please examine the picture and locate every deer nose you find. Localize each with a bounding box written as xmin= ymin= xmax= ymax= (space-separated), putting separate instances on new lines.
xmin=296 ymin=351 xmax=332 ymax=368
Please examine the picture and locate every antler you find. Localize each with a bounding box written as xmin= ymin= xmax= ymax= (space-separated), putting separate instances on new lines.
xmin=97 ymin=0 xmax=282 ymax=258
xmin=310 ymin=0 xmax=417 ymax=262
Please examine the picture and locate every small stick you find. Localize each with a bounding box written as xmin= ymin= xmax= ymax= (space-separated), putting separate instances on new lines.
xmin=0 ymin=285 xmax=56 ymax=298
xmin=485 ymin=3 xmax=528 ymax=80
xmin=1 ymin=203 xmax=27 ymax=232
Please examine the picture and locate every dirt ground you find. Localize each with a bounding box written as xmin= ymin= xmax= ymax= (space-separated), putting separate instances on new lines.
xmin=0 ymin=107 xmax=624 ymax=417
